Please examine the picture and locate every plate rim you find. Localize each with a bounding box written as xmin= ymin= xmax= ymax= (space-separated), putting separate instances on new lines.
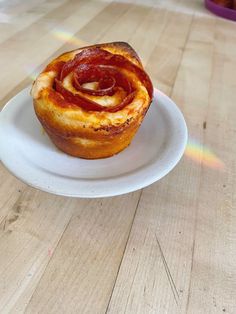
xmin=0 ymin=87 xmax=188 ymax=198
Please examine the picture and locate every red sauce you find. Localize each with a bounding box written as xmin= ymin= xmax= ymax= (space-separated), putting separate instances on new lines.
xmin=47 ymin=47 xmax=153 ymax=112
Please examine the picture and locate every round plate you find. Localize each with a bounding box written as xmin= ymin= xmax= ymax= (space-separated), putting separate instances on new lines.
xmin=0 ymin=87 xmax=187 ymax=198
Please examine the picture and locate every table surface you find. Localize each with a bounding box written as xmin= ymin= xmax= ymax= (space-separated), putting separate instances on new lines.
xmin=0 ymin=0 xmax=236 ymax=313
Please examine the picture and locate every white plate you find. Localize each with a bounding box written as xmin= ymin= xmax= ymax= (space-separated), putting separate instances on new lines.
xmin=0 ymin=87 xmax=187 ymax=198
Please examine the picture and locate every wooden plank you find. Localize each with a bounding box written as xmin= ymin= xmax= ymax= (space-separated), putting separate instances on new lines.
xmin=184 ymin=17 xmax=236 ymax=314
xmin=100 ymin=4 xmax=151 ymax=43
xmin=24 ymin=193 xmax=140 ymax=313
xmin=0 ymin=188 xmax=77 ymax=313
xmin=0 ymin=0 xmax=111 ymax=103
xmin=145 ymin=10 xmax=193 ymax=94
xmin=107 ymin=13 xmax=236 ymax=314
xmin=106 ymin=13 xmax=218 ymax=314
xmin=0 ymin=168 xmax=26 ymax=225
xmin=0 ymin=0 xmax=67 ymax=44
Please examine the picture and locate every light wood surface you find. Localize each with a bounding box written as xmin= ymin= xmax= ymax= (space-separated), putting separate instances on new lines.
xmin=0 ymin=0 xmax=236 ymax=313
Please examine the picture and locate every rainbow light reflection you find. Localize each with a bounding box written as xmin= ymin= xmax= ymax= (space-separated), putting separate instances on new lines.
xmin=50 ymin=29 xmax=87 ymax=47
xmin=185 ymin=138 xmax=225 ymax=170
xmin=24 ymin=30 xmax=87 ymax=81
xmin=24 ymin=64 xmax=40 ymax=81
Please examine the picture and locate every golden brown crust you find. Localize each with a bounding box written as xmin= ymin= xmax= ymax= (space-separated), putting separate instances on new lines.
xmin=83 ymin=42 xmax=143 ymax=68
xmin=31 ymin=42 xmax=153 ymax=159
xmin=53 ymin=41 xmax=143 ymax=70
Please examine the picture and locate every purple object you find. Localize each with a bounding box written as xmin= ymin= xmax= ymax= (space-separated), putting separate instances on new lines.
xmin=205 ymin=0 xmax=236 ymax=21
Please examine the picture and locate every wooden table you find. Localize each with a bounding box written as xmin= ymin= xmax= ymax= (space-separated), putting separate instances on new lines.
xmin=0 ymin=0 xmax=235 ymax=313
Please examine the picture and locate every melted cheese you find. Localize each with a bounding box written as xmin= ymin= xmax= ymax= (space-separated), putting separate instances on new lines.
xmin=31 ymin=71 xmax=56 ymax=99
xmin=82 ymin=82 xmax=99 ymax=90
xmin=62 ymin=73 xmax=126 ymax=107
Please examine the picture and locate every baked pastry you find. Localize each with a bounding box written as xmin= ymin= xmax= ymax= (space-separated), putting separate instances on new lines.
xmin=31 ymin=42 xmax=153 ymax=159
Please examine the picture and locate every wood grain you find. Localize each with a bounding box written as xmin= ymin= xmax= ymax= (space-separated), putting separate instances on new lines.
xmin=25 ymin=194 xmax=141 ymax=313
xmin=0 ymin=0 xmax=235 ymax=313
